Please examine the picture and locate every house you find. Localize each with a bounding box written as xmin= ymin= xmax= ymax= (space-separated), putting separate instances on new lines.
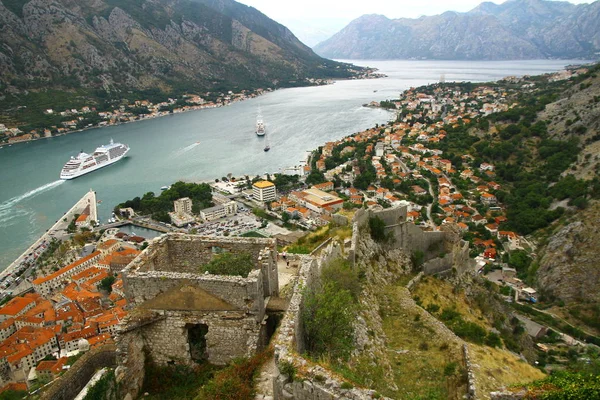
xmin=480 ymin=193 xmax=497 ymax=205
xmin=407 ymin=211 xmax=420 ymax=222
xmin=312 ymin=181 xmax=334 ymax=192
xmin=412 ymin=185 xmax=427 ymax=196
xmin=35 ymin=357 xmax=68 ymax=381
xmin=483 ymin=247 xmax=497 ymax=259
xmin=480 ymin=163 xmax=495 ymax=172
xmin=0 ymin=297 xmax=36 ymax=322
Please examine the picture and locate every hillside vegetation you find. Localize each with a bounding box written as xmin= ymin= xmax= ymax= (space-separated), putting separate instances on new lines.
xmin=0 ymin=0 xmax=360 ymax=127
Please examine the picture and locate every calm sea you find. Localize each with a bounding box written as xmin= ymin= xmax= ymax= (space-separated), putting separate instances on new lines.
xmin=0 ymin=60 xmax=582 ymax=269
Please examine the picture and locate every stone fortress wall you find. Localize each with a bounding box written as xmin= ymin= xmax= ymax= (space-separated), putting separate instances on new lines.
xmin=350 ymin=206 xmax=471 ymax=276
xmin=116 ymin=234 xmax=278 ymax=400
xmin=271 ymin=206 xmax=473 ymax=400
xmin=40 ymin=344 xmax=116 ymax=400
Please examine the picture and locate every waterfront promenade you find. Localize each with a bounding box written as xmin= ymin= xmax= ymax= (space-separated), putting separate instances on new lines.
xmin=0 ymin=189 xmax=97 ymax=281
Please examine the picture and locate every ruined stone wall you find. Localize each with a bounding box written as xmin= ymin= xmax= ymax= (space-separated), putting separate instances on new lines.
xmin=40 ymin=345 xmax=116 ymax=400
xmin=388 ymin=222 xmax=446 ymax=260
xmin=123 ymin=269 xmax=265 ymax=320
xmin=134 ymin=234 xmax=276 ymax=273
xmin=139 ymin=310 xmax=262 ymax=366
xmin=125 ymin=234 xmax=278 ymax=298
xmin=423 ymin=253 xmax=455 ymax=275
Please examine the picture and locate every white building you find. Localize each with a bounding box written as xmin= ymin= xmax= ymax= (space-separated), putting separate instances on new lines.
xmin=174 ymin=197 xmax=193 ymax=215
xmin=200 ymin=201 xmax=238 ymax=221
xmin=252 ymin=181 xmax=276 ymax=202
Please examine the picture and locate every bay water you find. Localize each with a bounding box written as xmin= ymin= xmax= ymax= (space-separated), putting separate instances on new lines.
xmin=0 ymin=60 xmax=581 ymax=269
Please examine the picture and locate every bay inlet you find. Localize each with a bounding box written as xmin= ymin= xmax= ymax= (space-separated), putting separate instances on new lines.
xmin=0 ymin=59 xmax=581 ymax=270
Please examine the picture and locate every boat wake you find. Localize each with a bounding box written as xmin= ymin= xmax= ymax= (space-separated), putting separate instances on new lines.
xmin=0 ymin=180 xmax=65 ymax=221
xmin=173 ymin=142 xmax=201 ymax=156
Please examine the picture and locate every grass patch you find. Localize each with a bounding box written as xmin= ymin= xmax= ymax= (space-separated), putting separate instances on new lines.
xmin=286 ymin=223 xmax=352 ymax=254
xmin=374 ymin=284 xmax=466 ymax=399
xmin=468 ymin=345 xmax=545 ymax=396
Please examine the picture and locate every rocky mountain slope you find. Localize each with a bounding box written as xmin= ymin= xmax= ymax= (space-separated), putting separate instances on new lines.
xmin=0 ymin=0 xmax=356 ymax=115
xmin=313 ymin=0 xmax=600 ymax=60
xmin=534 ymin=68 xmax=600 ymax=307
xmin=537 ymin=201 xmax=600 ymax=305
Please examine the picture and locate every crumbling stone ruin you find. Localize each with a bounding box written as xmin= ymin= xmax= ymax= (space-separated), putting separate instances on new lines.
xmin=350 ymin=206 xmax=471 ymax=275
xmin=109 ymin=207 xmax=472 ymax=400
xmin=115 ymin=234 xmax=278 ymax=400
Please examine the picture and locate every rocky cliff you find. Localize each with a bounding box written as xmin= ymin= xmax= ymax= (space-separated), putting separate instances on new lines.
xmin=537 ymin=201 xmax=600 ymax=304
xmin=313 ymin=0 xmax=600 ymax=60
xmin=0 ymin=0 xmax=356 ymax=111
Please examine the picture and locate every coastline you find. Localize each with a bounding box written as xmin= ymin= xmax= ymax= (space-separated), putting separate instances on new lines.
xmin=0 ymin=93 xmax=266 ymax=149
xmin=0 ymin=68 xmax=385 ymax=148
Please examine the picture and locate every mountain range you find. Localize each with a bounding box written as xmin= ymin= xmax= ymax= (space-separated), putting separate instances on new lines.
xmin=0 ymin=0 xmax=358 ymax=119
xmin=313 ymin=0 xmax=600 ymax=60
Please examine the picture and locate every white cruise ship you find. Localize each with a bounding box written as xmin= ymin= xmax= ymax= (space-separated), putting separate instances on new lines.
xmin=60 ymin=139 xmax=129 ymax=180
xmin=256 ymin=116 xmax=266 ymax=136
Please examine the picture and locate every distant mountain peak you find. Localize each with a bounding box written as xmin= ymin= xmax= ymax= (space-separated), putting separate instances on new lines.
xmin=313 ymin=0 xmax=600 ymax=60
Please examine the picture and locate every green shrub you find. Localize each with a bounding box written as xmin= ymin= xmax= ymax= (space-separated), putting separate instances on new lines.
xmin=199 ymin=252 xmax=254 ymax=277
xmin=197 ymin=349 xmax=271 ymax=400
xmin=368 ymin=216 xmax=387 ymax=242
xmin=279 ymin=360 xmax=296 ymax=381
xmin=444 ymin=362 xmax=458 ymax=377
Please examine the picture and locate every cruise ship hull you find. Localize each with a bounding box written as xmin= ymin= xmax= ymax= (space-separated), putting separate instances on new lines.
xmin=60 ymin=149 xmax=129 ymax=180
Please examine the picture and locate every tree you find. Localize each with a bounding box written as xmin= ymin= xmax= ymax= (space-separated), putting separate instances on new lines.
xmin=98 ymin=276 xmax=116 ymax=293
xmin=369 ymin=216 xmax=387 ymax=242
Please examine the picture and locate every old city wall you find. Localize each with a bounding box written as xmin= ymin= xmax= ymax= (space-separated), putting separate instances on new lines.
xmin=40 ymin=344 xmax=116 ymax=400
xmin=351 ymin=207 xmax=470 ymax=275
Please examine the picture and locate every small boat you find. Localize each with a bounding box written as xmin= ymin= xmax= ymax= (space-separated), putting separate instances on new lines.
xmin=160 ymin=186 xmax=169 ymax=191
xmin=264 ymin=145 xmax=270 ymax=152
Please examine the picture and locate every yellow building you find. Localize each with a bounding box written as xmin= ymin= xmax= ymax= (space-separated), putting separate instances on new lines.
xmin=252 ymin=181 xmax=276 ymax=202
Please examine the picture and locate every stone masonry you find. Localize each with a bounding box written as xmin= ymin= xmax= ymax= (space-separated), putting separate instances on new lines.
xmin=116 ymin=234 xmax=278 ymax=400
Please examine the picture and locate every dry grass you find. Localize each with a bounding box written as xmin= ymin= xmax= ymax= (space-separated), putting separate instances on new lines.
xmin=371 ymin=285 xmax=466 ymax=399
xmin=468 ymin=345 xmax=546 ymax=399
xmin=412 ymin=276 xmax=488 ymax=328
xmin=412 ymin=276 xmax=546 ymax=398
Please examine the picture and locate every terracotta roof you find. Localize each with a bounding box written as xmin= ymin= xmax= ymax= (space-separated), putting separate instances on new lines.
xmin=0 ymin=297 xmax=35 ymax=317
xmin=33 ymin=251 xmax=101 ymax=285
xmin=97 ymin=239 xmax=118 ymax=251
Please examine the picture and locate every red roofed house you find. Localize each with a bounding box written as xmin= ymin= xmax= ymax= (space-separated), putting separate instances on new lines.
xmin=0 ymin=297 xmax=36 ymax=322
xmin=35 ymin=357 xmax=68 ymax=380
xmin=75 ymin=213 xmax=90 ymax=227
xmin=0 ymin=326 xmax=59 ymax=378
xmin=480 ymin=193 xmax=497 ymax=205
xmin=32 ymin=251 xmax=102 ymax=296
xmin=312 ymin=182 xmax=334 ymax=192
